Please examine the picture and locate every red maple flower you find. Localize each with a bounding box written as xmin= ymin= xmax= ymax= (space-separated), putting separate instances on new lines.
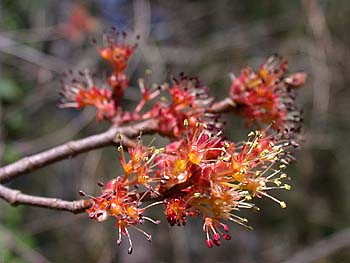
xmin=60 ymin=74 xmax=116 ymax=121
xmin=230 ymin=55 xmax=306 ymax=130
xmin=83 ymin=178 xmax=161 ymax=254
xmin=97 ymin=30 xmax=137 ymax=74
xmin=139 ymin=74 xmax=216 ymax=138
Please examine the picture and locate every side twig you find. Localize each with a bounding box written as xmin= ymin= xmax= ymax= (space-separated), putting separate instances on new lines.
xmin=0 ymin=184 xmax=92 ymax=213
xmin=0 ymin=119 xmax=157 ymax=184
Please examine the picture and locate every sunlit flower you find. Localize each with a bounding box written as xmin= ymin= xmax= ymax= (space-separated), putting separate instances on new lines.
xmin=82 ymin=178 xmax=161 ymax=254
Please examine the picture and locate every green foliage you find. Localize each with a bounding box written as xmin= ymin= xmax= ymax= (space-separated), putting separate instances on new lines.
xmin=0 ymin=78 xmax=22 ymax=102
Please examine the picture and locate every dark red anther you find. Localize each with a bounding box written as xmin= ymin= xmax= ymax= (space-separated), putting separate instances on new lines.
xmin=223 ymin=234 xmax=231 ymax=240
xmin=128 ymin=247 xmax=133 ymax=254
xmin=206 ymin=239 xmax=214 ymax=248
xmin=222 ymin=224 xmax=229 ymax=232
xmin=213 ymin=233 xmax=220 ymax=241
xmin=213 ymin=238 xmax=221 ymax=246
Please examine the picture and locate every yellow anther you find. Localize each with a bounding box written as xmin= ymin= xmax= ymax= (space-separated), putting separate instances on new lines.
xmin=194 ymin=193 xmax=201 ymax=198
xmin=260 ymin=149 xmax=269 ymax=156
xmin=159 ymin=147 xmax=165 ymax=153
xmin=274 ymin=179 xmax=281 ymax=186
xmin=279 ymin=164 xmax=287 ymax=169
xmin=280 ymin=173 xmax=287 ymax=179
xmin=284 ymin=184 xmax=291 ymax=190
xmin=248 ymin=131 xmax=255 ymax=137
xmin=183 ymin=119 xmax=189 ymax=127
xmin=253 ymin=206 xmax=260 ymax=212
xmin=280 ymin=201 xmax=287 ymax=208
xmin=117 ymin=146 xmax=123 ymax=151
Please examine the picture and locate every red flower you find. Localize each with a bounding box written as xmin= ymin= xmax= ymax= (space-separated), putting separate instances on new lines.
xmin=83 ymin=178 xmax=161 ymax=254
xmin=140 ymin=74 xmax=216 ymax=138
xmin=230 ymin=55 xmax=306 ymax=130
xmin=164 ymin=196 xmax=198 ymax=226
xmin=60 ymin=74 xmax=116 ymax=121
xmin=97 ymin=30 xmax=137 ymax=74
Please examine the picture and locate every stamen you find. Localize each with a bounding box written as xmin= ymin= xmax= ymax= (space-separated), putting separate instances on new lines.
xmin=125 ymin=228 xmax=133 ymax=254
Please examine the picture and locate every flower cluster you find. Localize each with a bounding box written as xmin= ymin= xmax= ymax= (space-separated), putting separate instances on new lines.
xmin=81 ymin=122 xmax=295 ymax=252
xmin=58 ymin=29 xmax=306 ymax=253
xmin=229 ymin=55 xmax=306 ymax=130
xmin=60 ymin=29 xmax=137 ymax=121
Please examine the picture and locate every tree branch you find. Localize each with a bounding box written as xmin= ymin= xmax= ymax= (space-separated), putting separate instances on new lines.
xmin=0 ymin=184 xmax=92 ymax=213
xmin=0 ymin=119 xmax=157 ymax=184
xmin=209 ymin=97 xmax=236 ymax=113
xmin=283 ymin=229 xmax=350 ymax=263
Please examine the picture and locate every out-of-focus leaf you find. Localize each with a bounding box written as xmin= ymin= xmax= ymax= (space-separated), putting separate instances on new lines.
xmin=0 ymin=78 xmax=22 ymax=102
xmin=5 ymin=111 xmax=26 ymax=133
xmin=3 ymin=146 xmax=22 ymax=165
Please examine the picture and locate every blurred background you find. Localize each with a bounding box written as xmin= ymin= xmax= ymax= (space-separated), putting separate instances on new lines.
xmin=0 ymin=0 xmax=349 ymax=262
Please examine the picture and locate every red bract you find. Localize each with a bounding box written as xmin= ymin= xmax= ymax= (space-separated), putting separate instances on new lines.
xmin=230 ymin=55 xmax=306 ymax=130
